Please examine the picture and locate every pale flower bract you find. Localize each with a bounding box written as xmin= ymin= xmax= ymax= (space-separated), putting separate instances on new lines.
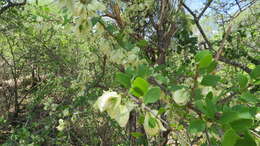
xmin=94 ymin=91 xmax=121 ymax=112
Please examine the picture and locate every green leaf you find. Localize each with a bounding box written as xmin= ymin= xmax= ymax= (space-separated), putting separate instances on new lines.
xmin=219 ymin=111 xmax=238 ymax=124
xmin=195 ymin=100 xmax=207 ymax=113
xmin=106 ymin=24 xmax=117 ymax=33
xmin=136 ymin=64 xmax=151 ymax=78
xmin=205 ymin=93 xmax=216 ymax=119
xmin=154 ymin=74 xmax=170 ymax=84
xmin=250 ymin=65 xmax=260 ymax=79
xmin=115 ymin=72 xmax=131 ymax=88
xmin=254 ymin=79 xmax=260 ymax=85
xmin=235 ymin=131 xmax=257 ymax=146
xmin=240 ymin=92 xmax=259 ymax=103
xmin=222 ymin=129 xmax=240 ymax=146
xmin=188 ymin=120 xmax=206 ymax=133
xmin=158 ymin=107 xmax=166 ymax=115
xmin=206 ymin=61 xmax=218 ymax=73
xmin=138 ymin=115 xmax=145 ymax=124
xmin=230 ymin=119 xmax=252 ymax=133
xmin=130 ymin=77 xmax=149 ymax=97
xmin=136 ymin=40 xmax=148 ymax=48
xmin=131 ymin=132 xmax=144 ymax=138
xmin=148 ymin=117 xmax=157 ymax=128
xmin=91 ymin=17 xmax=100 ymax=26
xmin=201 ymin=75 xmax=221 ymax=86
xmin=195 ymin=50 xmax=213 ymax=68
xmin=144 ymin=87 xmax=161 ymax=104
xmin=220 ymin=109 xmax=252 ymax=124
xmin=194 ymin=88 xmax=203 ymax=100
xmin=237 ymin=74 xmax=248 ymax=89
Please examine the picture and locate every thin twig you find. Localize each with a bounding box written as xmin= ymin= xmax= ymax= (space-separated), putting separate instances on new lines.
xmin=214 ymin=25 xmax=232 ymax=61
xmin=250 ymin=130 xmax=260 ymax=138
xmin=204 ymin=125 xmax=212 ymax=146
xmin=198 ymin=0 xmax=213 ymax=20
xmin=181 ymin=1 xmax=253 ymax=74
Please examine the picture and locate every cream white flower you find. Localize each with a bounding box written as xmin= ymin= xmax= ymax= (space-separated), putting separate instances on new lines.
xmin=94 ymin=91 xmax=121 ymax=112
xmin=108 ymin=102 xmax=137 ymax=127
xmin=143 ymin=111 xmax=166 ymax=136
xmin=172 ymin=89 xmax=190 ymax=106
xmin=63 ymin=109 xmax=70 ymax=117
xmin=114 ymin=105 xmax=130 ymax=127
xmin=255 ymin=126 xmax=260 ymax=132
xmin=71 ymin=114 xmax=77 ymax=123
xmin=56 ymin=119 xmax=66 ymax=131
xmin=201 ymin=87 xmax=213 ymax=96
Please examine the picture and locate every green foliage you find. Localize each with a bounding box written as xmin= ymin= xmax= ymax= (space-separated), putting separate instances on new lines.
xmin=188 ymin=120 xmax=206 ymax=134
xmin=237 ymin=74 xmax=248 ymax=89
xmin=129 ymin=77 xmax=150 ymax=97
xmin=195 ymin=50 xmax=213 ymax=69
xmin=201 ymin=75 xmax=221 ymax=86
xmin=250 ymin=65 xmax=260 ymax=79
xmin=143 ymin=87 xmax=161 ymax=104
xmin=115 ymin=72 xmax=132 ymax=88
xmin=222 ymin=129 xmax=240 ymax=146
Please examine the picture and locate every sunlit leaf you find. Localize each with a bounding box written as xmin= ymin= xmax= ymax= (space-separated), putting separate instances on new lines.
xmin=188 ymin=120 xmax=206 ymax=134
xmin=195 ymin=50 xmax=213 ymax=68
xmin=237 ymin=74 xmax=248 ymax=89
xmin=115 ymin=72 xmax=132 ymax=88
xmin=143 ymin=87 xmax=161 ymax=104
xmin=222 ymin=129 xmax=240 ymax=146
xmin=130 ymin=77 xmax=149 ymax=97
xmin=201 ymin=75 xmax=221 ymax=87
xmin=250 ymin=65 xmax=260 ymax=79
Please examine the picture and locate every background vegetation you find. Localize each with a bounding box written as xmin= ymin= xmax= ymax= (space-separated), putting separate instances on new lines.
xmin=0 ymin=0 xmax=259 ymax=145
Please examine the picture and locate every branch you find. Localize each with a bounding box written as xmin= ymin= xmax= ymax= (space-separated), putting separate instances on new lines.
xmin=204 ymin=125 xmax=212 ymax=146
xmin=0 ymin=0 xmax=27 ymax=15
xmin=191 ymin=135 xmax=203 ymax=145
xmin=148 ymin=76 xmax=172 ymax=96
xmin=198 ymin=0 xmax=213 ymax=20
xmin=250 ymin=130 xmax=260 ymax=139
xmin=218 ymin=56 xmax=251 ymax=74
xmin=217 ymin=92 xmax=237 ymax=105
xmin=0 ymin=52 xmax=11 ymax=66
xmin=181 ymin=1 xmax=252 ymax=74
xmin=235 ymin=0 xmax=242 ymax=11
xmin=181 ymin=1 xmax=197 ymax=18
xmin=215 ymin=0 xmax=256 ymax=61
xmin=112 ymin=2 xmax=124 ymax=28
xmin=157 ymin=0 xmax=169 ymax=27
xmin=214 ymin=25 xmax=232 ymax=61
xmin=181 ymin=1 xmax=213 ymax=51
